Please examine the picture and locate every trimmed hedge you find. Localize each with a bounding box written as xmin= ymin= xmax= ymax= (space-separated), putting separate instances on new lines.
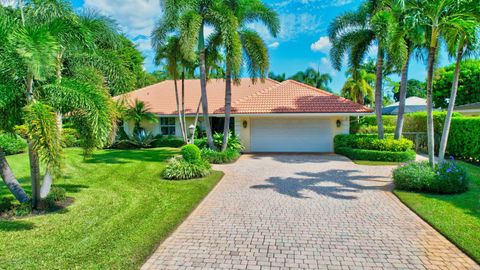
xmin=181 ymin=144 xmax=201 ymax=162
xmin=334 ymin=134 xmax=416 ymax=162
xmin=447 ymin=117 xmax=480 ymax=161
xmin=336 ymin=147 xmax=416 ymax=162
xmin=358 ymin=125 xmax=395 ymax=134
xmin=152 ymin=136 xmax=185 ymax=148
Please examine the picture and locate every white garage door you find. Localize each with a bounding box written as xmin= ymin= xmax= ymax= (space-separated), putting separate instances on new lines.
xmin=250 ymin=118 xmax=334 ymax=152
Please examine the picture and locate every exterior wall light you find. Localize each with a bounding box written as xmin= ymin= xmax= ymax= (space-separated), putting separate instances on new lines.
xmin=242 ymin=120 xmax=248 ymax=128
xmin=336 ymin=120 xmax=342 ymax=128
xmin=188 ymin=124 xmax=196 ymax=136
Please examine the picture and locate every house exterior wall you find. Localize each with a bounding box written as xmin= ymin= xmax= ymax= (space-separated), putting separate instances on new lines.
xmin=123 ymin=116 xmax=203 ymax=138
xmin=235 ymin=115 xmax=349 ymax=152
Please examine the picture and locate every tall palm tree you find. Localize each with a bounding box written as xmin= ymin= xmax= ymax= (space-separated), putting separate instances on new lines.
xmin=124 ymin=99 xmax=158 ymax=135
xmin=438 ymin=1 xmax=479 ymax=163
xmin=211 ymin=0 xmax=279 ymax=151
xmin=329 ymin=0 xmax=391 ymax=139
xmin=408 ymin=0 xmax=479 ymax=166
xmin=289 ymin=68 xmax=333 ymax=91
xmin=386 ymin=0 xmax=425 ymax=140
xmin=341 ymin=68 xmax=375 ymax=105
xmin=152 ymin=0 xmax=235 ymax=150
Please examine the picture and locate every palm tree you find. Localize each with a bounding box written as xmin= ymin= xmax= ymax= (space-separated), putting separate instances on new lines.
xmin=386 ymin=0 xmax=425 ymax=140
xmin=152 ymin=0 xmax=235 ymax=150
xmin=437 ymin=1 xmax=479 ymax=163
xmin=408 ymin=0 xmax=479 ymax=166
xmin=289 ymin=68 xmax=333 ymax=91
xmin=210 ymin=0 xmax=279 ymax=151
xmin=124 ymin=99 xmax=158 ymax=135
xmin=329 ymin=0 xmax=391 ymax=139
xmin=341 ymin=68 xmax=375 ymax=105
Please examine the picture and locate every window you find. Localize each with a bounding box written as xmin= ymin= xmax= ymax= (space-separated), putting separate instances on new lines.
xmin=160 ymin=117 xmax=176 ymax=135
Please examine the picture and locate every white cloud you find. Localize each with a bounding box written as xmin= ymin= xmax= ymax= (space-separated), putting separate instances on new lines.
xmin=268 ymin=42 xmax=280 ymax=48
xmin=310 ymin=36 xmax=331 ymax=53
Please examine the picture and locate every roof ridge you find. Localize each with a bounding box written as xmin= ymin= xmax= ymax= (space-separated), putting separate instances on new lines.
xmin=285 ymin=79 xmax=334 ymax=96
xmin=232 ymin=80 xmax=287 ymax=105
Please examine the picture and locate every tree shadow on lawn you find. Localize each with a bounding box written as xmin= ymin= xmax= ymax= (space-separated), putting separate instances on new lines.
xmin=0 ymin=220 xmax=35 ymax=232
xmin=84 ymin=148 xmax=177 ymax=164
xmin=251 ymin=169 xmax=391 ymax=200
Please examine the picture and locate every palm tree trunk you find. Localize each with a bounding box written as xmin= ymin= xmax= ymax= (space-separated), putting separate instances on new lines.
xmin=198 ymin=22 xmax=216 ymax=150
xmin=0 ymin=149 xmax=29 ymax=203
xmin=438 ymin=43 xmax=464 ymax=163
xmin=375 ymin=47 xmax=384 ymax=139
xmin=394 ymin=53 xmax=410 ymax=140
xmin=181 ymin=67 xmax=187 ymax=140
xmin=28 ymin=141 xmax=41 ymax=208
xmin=173 ymin=75 xmax=186 ymax=142
xmin=221 ymin=66 xmax=232 ymax=152
xmin=426 ymin=45 xmax=437 ymax=167
xmin=190 ymin=98 xmax=202 ymax=144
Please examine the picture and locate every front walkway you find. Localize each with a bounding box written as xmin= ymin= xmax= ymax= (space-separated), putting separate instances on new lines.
xmin=142 ymin=154 xmax=479 ymax=270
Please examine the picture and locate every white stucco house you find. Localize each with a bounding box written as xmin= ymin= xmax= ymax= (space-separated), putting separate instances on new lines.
xmin=114 ymin=78 xmax=372 ymax=153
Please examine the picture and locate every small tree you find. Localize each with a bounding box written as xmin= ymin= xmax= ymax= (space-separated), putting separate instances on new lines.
xmin=124 ymin=99 xmax=158 ymax=135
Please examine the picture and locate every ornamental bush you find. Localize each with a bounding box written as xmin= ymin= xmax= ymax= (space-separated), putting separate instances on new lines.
xmin=152 ymin=136 xmax=186 ymax=148
xmin=393 ymin=162 xmax=436 ymax=191
xmin=0 ymin=133 xmax=27 ymax=155
xmin=335 ymin=147 xmax=416 ymax=162
xmin=195 ymin=132 xmax=243 ymax=151
xmin=162 ymin=158 xmax=211 ymax=180
xmin=201 ymin=148 xmax=241 ymax=164
xmin=181 ymin=144 xmax=201 ymax=162
xmin=447 ymin=117 xmax=480 ymax=161
xmin=393 ymin=160 xmax=469 ymax=194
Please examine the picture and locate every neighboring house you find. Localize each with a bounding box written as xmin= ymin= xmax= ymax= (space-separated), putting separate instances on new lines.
xmin=454 ymin=102 xmax=480 ymax=116
xmin=382 ymin=96 xmax=427 ymax=115
xmin=114 ymin=78 xmax=372 ymax=152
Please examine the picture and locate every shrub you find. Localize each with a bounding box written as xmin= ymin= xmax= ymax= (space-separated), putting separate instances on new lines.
xmin=358 ymin=125 xmax=395 ymax=134
xmin=359 ymin=115 xmax=397 ymax=127
xmin=201 ymin=148 xmax=241 ymax=164
xmin=162 ymin=158 xmax=211 ymax=180
xmin=14 ymin=203 xmax=32 ymax=217
xmin=334 ymin=134 xmax=413 ymax=152
xmin=195 ymin=132 xmax=243 ymax=151
xmin=336 ymin=147 xmax=416 ymax=162
xmin=393 ymin=162 xmax=436 ymax=191
xmin=447 ymin=117 xmax=480 ymax=161
xmin=181 ymin=144 xmax=201 ymax=162
xmin=0 ymin=133 xmax=27 ymax=155
xmin=432 ymin=160 xmax=468 ymax=194
xmin=44 ymin=186 xmax=67 ymax=207
xmin=152 ymin=136 xmax=186 ymax=148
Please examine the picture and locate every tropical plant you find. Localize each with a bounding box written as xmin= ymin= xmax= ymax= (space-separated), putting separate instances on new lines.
xmin=340 ymin=68 xmax=375 ymax=105
xmin=289 ymin=68 xmax=333 ymax=91
xmin=268 ymin=71 xmax=286 ymax=82
xmin=437 ymin=0 xmax=479 ymax=163
xmin=208 ymin=0 xmax=279 ymax=151
xmin=123 ymin=99 xmax=158 ymax=135
xmin=407 ymin=0 xmax=479 ymax=166
xmin=329 ymin=0 xmax=392 ymax=138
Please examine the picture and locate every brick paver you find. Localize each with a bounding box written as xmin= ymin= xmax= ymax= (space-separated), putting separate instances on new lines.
xmin=142 ymin=154 xmax=479 ymax=270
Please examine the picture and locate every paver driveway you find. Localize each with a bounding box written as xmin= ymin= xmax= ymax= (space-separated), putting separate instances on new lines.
xmin=142 ymin=154 xmax=479 ymax=270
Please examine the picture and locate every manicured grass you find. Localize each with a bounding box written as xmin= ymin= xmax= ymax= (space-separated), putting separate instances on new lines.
xmin=0 ymin=148 xmax=223 ymax=269
xmin=353 ymin=160 xmax=402 ymax=166
xmin=394 ymin=161 xmax=480 ymax=263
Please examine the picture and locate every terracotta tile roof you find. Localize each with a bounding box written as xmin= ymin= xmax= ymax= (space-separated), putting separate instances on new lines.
xmin=114 ymin=78 xmax=372 ymax=115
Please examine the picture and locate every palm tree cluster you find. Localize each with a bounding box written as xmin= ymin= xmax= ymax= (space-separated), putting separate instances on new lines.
xmin=152 ymin=0 xmax=279 ymax=151
xmin=330 ymin=0 xmax=479 ymax=167
xmin=0 ymin=1 xmax=149 ymax=208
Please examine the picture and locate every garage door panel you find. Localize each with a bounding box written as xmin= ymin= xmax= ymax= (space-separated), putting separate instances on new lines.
xmin=251 ymin=118 xmax=333 ymax=152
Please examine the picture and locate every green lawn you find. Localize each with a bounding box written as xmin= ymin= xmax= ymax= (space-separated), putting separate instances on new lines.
xmin=394 ymin=161 xmax=480 ymax=263
xmin=353 ymin=160 xmax=402 ymax=166
xmin=0 ymin=148 xmax=224 ymax=269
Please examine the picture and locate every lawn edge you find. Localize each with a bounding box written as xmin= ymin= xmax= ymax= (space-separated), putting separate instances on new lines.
xmin=139 ymin=170 xmax=225 ymax=267
xmin=392 ymin=190 xmax=480 ymax=265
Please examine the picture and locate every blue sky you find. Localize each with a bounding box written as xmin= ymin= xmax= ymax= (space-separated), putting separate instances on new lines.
xmin=72 ymin=0 xmax=452 ymax=94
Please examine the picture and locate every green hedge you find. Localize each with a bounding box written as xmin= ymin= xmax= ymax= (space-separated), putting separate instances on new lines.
xmin=201 ymin=148 xmax=241 ymax=164
xmin=358 ymin=125 xmax=395 ymax=134
xmin=334 ymin=134 xmax=416 ymax=162
xmin=360 ymin=115 xmax=397 ymax=127
xmin=447 ymin=117 xmax=480 ymax=161
xmin=152 ymin=136 xmax=186 ymax=148
xmin=0 ymin=133 xmax=27 ymax=155
xmin=336 ymin=147 xmax=416 ymax=162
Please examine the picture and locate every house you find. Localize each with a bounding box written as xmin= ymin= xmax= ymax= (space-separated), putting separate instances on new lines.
xmin=454 ymin=102 xmax=480 ymax=116
xmin=115 ymin=78 xmax=372 ymax=152
xmin=382 ymin=96 xmax=427 ymax=115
